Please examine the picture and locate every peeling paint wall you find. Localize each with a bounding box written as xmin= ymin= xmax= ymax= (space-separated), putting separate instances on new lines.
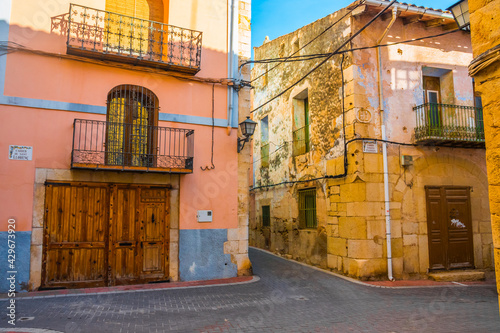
xmin=250 ymin=8 xmax=352 ymax=268
xmin=250 ymin=6 xmax=493 ymax=280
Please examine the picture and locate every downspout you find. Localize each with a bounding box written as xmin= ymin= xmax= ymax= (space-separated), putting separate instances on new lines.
xmin=377 ymin=6 xmax=398 ymax=282
xmin=227 ymin=0 xmax=239 ymax=135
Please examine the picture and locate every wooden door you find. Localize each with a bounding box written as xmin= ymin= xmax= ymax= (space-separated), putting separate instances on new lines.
xmin=425 ymin=186 xmax=474 ymax=270
xmin=43 ymin=182 xmax=169 ymax=288
xmin=109 ymin=186 xmax=139 ymax=285
xmin=42 ymin=183 xmax=109 ymax=288
xmin=138 ymin=188 xmax=169 ymax=281
xmin=110 ymin=186 xmax=169 ymax=285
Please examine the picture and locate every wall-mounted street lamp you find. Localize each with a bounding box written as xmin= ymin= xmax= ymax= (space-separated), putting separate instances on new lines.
xmin=447 ymin=0 xmax=470 ymax=31
xmin=237 ymin=116 xmax=257 ymax=153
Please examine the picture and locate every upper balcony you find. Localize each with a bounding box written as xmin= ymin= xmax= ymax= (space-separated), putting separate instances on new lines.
xmin=72 ymin=119 xmax=194 ymax=173
xmin=66 ymin=4 xmax=202 ymax=74
xmin=414 ymin=103 xmax=485 ymax=148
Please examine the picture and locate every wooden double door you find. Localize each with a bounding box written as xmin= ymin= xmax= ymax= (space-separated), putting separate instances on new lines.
xmin=42 ymin=182 xmax=169 ymax=288
xmin=425 ymin=186 xmax=474 ymax=270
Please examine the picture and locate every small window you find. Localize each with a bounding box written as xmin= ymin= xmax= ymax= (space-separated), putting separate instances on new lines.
xmin=262 ymin=205 xmax=271 ymax=227
xmin=261 ymin=116 xmax=269 ymax=168
xmin=298 ymin=188 xmax=316 ymax=229
xmin=293 ymin=90 xmax=310 ymax=156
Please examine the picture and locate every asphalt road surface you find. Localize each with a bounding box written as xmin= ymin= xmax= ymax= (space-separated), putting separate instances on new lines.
xmin=1 ymin=248 xmax=499 ymax=332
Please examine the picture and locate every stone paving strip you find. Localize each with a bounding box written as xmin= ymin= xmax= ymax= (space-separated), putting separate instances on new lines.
xmin=0 ymin=276 xmax=258 ymax=300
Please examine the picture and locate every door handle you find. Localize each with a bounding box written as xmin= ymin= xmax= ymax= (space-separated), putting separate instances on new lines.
xmin=118 ymin=242 xmax=133 ymax=246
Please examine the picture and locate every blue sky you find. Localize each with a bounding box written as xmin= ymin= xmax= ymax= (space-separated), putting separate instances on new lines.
xmin=251 ymin=0 xmax=456 ymax=53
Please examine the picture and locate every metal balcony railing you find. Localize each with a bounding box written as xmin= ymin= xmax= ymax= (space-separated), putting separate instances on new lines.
xmin=293 ymin=125 xmax=310 ymax=156
xmin=72 ymin=119 xmax=194 ymax=173
xmin=66 ymin=4 xmax=202 ymax=74
xmin=414 ymin=103 xmax=485 ymax=147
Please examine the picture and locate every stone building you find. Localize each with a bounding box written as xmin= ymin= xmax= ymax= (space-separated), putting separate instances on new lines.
xmin=249 ymin=0 xmax=494 ymax=280
xmin=0 ymin=0 xmax=252 ymax=292
xmin=469 ymin=0 xmax=500 ymax=312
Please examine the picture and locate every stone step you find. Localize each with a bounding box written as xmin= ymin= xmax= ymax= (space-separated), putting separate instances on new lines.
xmin=428 ymin=270 xmax=486 ymax=282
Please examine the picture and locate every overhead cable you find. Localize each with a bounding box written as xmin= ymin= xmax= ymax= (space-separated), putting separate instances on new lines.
xmin=249 ymin=0 xmax=398 ymax=114
xmin=247 ymin=0 xmax=365 ymax=83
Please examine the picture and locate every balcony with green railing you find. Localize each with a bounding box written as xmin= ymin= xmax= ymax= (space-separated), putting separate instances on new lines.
xmin=293 ymin=125 xmax=310 ymax=156
xmin=414 ymin=103 xmax=484 ymax=147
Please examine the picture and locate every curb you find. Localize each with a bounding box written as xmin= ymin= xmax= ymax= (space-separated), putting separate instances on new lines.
xmin=250 ymin=246 xmax=495 ymax=289
xmin=0 ymin=275 xmax=260 ymax=301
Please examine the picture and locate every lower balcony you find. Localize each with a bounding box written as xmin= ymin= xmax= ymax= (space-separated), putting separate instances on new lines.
xmin=72 ymin=119 xmax=194 ymax=173
xmin=414 ymin=103 xmax=485 ymax=148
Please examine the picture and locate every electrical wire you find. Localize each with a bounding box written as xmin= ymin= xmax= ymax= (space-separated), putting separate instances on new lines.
xmin=248 ymin=0 xmax=365 ymax=83
xmin=250 ymin=137 xmax=484 ymax=191
xmin=201 ymin=84 xmax=216 ymax=171
xmin=243 ymin=29 xmax=461 ymax=68
xmin=249 ymin=0 xmax=398 ymax=115
xmin=0 ymin=41 xmax=236 ymax=87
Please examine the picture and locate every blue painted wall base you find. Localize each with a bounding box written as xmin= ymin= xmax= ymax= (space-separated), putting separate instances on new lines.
xmin=179 ymin=229 xmax=237 ymax=281
xmin=0 ymin=231 xmax=31 ymax=292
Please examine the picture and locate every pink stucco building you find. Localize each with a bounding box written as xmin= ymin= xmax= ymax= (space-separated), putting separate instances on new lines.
xmin=0 ymin=0 xmax=252 ymax=291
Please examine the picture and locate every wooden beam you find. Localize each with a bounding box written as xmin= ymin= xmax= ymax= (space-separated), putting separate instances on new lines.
xmin=442 ymin=22 xmax=459 ymax=31
xmin=381 ymin=11 xmax=393 ymax=21
xmin=403 ymin=14 xmax=422 ymax=25
xmin=351 ymin=4 xmax=367 ymax=16
xmin=425 ymin=18 xmax=446 ymax=27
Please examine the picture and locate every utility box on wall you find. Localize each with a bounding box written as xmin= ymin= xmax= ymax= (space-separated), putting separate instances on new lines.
xmin=197 ymin=210 xmax=213 ymax=223
xmin=401 ymin=155 xmax=413 ymax=166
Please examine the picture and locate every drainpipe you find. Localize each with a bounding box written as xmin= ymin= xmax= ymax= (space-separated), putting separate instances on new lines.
xmin=377 ymin=6 xmax=398 ymax=282
xmin=227 ymin=0 xmax=239 ymax=135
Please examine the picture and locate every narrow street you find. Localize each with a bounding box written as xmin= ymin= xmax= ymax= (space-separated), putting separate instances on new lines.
xmin=1 ymin=248 xmax=498 ymax=332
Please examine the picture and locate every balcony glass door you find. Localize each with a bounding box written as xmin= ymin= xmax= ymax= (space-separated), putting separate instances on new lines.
xmin=427 ymin=90 xmax=441 ymax=130
xmin=424 ymin=75 xmax=442 ymax=137
xmin=104 ymin=0 xmax=164 ymax=59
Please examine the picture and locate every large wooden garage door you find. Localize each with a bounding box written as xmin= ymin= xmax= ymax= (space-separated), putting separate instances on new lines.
xmin=42 ymin=182 xmax=169 ymax=289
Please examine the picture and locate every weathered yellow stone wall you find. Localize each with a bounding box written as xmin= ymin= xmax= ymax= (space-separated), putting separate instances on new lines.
xmin=469 ymin=0 xmax=500 ymax=313
xmin=250 ymin=5 xmax=494 ymax=280
xmin=250 ymin=8 xmax=352 ymax=268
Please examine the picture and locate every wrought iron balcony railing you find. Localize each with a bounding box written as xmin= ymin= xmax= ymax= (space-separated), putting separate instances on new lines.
xmin=414 ymin=103 xmax=484 ymax=147
xmin=293 ymin=125 xmax=311 ymax=156
xmin=72 ymin=119 xmax=194 ymax=173
xmin=66 ymin=4 xmax=202 ymax=74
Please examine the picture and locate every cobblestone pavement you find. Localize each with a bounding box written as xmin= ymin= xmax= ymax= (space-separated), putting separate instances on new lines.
xmin=1 ymin=248 xmax=499 ymax=333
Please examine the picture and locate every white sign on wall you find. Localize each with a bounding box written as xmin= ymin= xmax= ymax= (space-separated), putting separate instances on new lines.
xmin=363 ymin=141 xmax=378 ymax=154
xmin=9 ymin=145 xmax=33 ymax=161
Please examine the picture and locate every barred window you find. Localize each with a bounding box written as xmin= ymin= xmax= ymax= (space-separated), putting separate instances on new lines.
xmin=299 ymin=188 xmax=316 ymax=229
xmin=262 ymin=205 xmax=271 ymax=227
xmin=106 ymin=85 xmax=159 ymax=167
